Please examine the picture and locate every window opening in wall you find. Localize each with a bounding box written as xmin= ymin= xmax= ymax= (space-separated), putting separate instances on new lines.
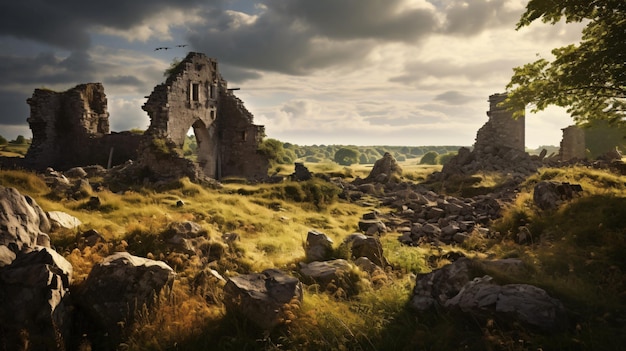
xmin=210 ymin=84 xmax=215 ymax=99
xmin=241 ymin=130 xmax=248 ymax=141
xmin=191 ymin=83 xmax=200 ymax=102
xmin=210 ymin=110 xmax=215 ymax=120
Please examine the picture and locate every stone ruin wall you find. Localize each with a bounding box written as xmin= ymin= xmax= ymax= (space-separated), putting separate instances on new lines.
xmin=23 ymin=83 xmax=141 ymax=171
xmin=558 ymin=125 xmax=586 ymax=161
xmin=141 ymin=52 xmax=268 ymax=180
xmin=3 ymin=52 xmax=268 ymax=181
xmin=217 ymin=90 xmax=268 ymax=179
xmin=474 ymin=93 xmax=525 ymax=154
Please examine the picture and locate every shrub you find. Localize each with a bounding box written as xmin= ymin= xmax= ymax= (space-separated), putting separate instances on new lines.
xmin=334 ymin=148 xmax=359 ymax=166
xmin=419 ymin=151 xmax=439 ymax=165
xmin=436 ymin=152 xmax=457 ymax=165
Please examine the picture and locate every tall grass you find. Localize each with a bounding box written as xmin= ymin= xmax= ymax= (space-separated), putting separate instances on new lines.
xmin=2 ymin=163 xmax=625 ymax=350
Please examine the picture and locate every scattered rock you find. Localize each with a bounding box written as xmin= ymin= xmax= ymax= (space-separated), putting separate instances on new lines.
xmin=76 ymin=252 xmax=175 ymax=347
xmin=411 ymin=258 xmax=566 ymax=332
xmin=305 ymin=230 xmax=334 ymax=261
xmin=533 ymin=181 xmax=583 ymax=210
xmin=341 ymin=233 xmax=388 ymax=267
xmin=362 ymin=153 xmax=402 ymax=184
xmin=224 ymin=269 xmax=302 ymax=330
xmin=0 ymin=246 xmax=73 ymax=350
xmin=48 ymin=210 xmax=82 ymax=230
xmin=65 ymin=167 xmax=88 ymax=179
xmin=445 ymin=276 xmax=567 ymax=331
xmin=291 ymin=162 xmax=313 ymax=181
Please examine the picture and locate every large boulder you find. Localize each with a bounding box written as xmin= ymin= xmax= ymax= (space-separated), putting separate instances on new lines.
xmin=224 ymin=269 xmax=302 ymax=330
xmin=411 ymin=258 xmax=567 ymax=332
xmin=299 ymin=259 xmax=354 ymax=288
xmin=0 ymin=246 xmax=73 ymax=350
xmin=0 ymin=186 xmax=51 ymax=266
xmin=363 ymin=152 xmax=403 ymax=183
xmin=341 ymin=233 xmax=388 ymax=267
xmin=445 ymin=276 xmax=567 ymax=331
xmin=76 ymin=252 xmax=175 ymax=347
xmin=305 ymin=230 xmax=334 ymax=261
xmin=411 ymin=257 xmax=473 ymax=311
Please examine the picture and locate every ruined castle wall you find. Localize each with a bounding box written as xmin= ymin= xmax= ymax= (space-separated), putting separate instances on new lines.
xmin=217 ymin=91 xmax=269 ymax=179
xmin=142 ymin=52 xmax=268 ymax=180
xmin=474 ymin=93 xmax=525 ymax=154
xmin=143 ymin=55 xmax=220 ymax=146
xmin=25 ymin=83 xmax=115 ymax=170
xmin=559 ymin=125 xmax=586 ymax=161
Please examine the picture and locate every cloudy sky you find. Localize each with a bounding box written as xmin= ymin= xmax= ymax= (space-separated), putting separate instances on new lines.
xmin=0 ymin=0 xmax=585 ymax=147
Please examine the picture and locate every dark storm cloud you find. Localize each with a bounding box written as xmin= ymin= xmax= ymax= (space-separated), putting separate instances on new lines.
xmin=188 ymin=0 xmax=439 ymax=74
xmin=267 ymin=0 xmax=438 ymax=41
xmin=0 ymin=51 xmax=96 ymax=86
xmin=0 ymin=0 xmax=218 ymax=50
xmin=0 ymin=90 xmax=30 ymax=125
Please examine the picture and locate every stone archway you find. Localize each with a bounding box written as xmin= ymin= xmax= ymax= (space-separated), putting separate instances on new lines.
xmin=190 ymin=119 xmax=218 ymax=178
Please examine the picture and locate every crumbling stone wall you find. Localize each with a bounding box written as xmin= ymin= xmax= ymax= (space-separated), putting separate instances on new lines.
xmin=558 ymin=125 xmax=586 ymax=161
xmin=438 ymin=93 xmax=540 ymax=181
xmin=216 ymin=91 xmax=268 ymax=179
xmin=24 ymin=83 xmax=140 ymax=171
xmin=474 ymin=93 xmax=525 ymax=154
xmin=141 ymin=52 xmax=268 ymax=180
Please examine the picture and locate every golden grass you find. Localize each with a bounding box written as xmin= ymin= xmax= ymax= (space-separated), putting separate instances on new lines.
xmin=2 ymin=164 xmax=625 ymax=350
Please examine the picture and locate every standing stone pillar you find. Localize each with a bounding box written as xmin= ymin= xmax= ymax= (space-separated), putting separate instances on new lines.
xmin=559 ymin=125 xmax=586 ymax=161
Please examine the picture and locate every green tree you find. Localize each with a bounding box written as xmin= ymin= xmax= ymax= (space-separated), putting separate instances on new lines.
xmin=0 ymin=134 xmax=7 ymax=145
xmin=504 ymin=0 xmax=626 ymax=125
xmin=419 ymin=151 xmax=439 ymax=165
xmin=13 ymin=135 xmax=26 ymax=144
xmin=334 ymin=148 xmax=359 ymax=166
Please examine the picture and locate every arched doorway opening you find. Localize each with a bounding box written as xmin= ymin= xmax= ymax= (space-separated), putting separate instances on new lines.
xmin=184 ymin=119 xmax=219 ymax=178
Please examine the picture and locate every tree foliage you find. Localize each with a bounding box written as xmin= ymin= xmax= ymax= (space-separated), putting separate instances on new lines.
xmin=504 ymin=0 xmax=625 ymax=125
xmin=334 ymin=148 xmax=359 ymax=166
xmin=419 ymin=151 xmax=439 ymax=165
xmin=13 ymin=135 xmax=26 ymax=144
xmin=0 ymin=134 xmax=7 ymax=145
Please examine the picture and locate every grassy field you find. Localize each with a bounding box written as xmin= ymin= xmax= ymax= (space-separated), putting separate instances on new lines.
xmin=1 ymin=159 xmax=625 ymax=350
xmin=0 ymin=142 xmax=29 ymax=157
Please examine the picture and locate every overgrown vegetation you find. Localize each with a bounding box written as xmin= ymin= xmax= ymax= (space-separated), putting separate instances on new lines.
xmin=1 ymin=160 xmax=625 ymax=350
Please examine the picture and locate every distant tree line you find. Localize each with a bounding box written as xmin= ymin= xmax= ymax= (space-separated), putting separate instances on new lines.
xmin=256 ymin=138 xmax=465 ymax=166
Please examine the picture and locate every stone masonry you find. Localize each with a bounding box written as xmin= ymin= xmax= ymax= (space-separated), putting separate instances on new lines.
xmin=24 ymin=83 xmax=140 ymax=170
xmin=558 ymin=125 xmax=586 ymax=161
xmin=141 ymin=52 xmax=268 ymax=180
xmin=9 ymin=52 xmax=268 ymax=181
xmin=438 ymin=93 xmax=541 ymax=180
xmin=474 ymin=93 xmax=525 ymax=154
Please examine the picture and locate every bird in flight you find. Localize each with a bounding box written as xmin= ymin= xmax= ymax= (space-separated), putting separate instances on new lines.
xmin=154 ymin=47 xmax=170 ymax=51
xmin=176 ymin=44 xmax=188 ymax=48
